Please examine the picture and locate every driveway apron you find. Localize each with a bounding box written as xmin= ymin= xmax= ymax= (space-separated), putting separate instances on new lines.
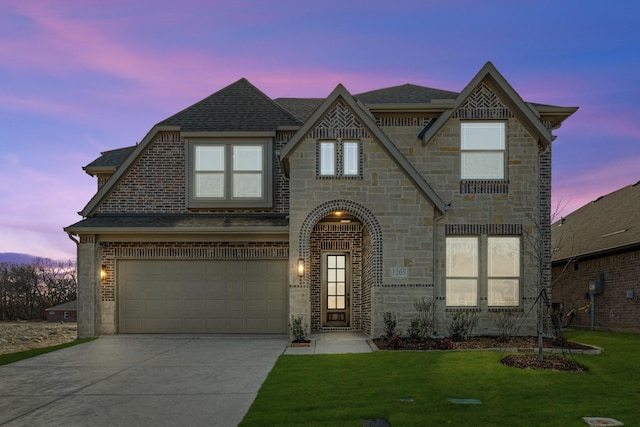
xmin=0 ymin=335 xmax=288 ymax=427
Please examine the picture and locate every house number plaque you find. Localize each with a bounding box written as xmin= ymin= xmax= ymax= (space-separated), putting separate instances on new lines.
xmin=390 ymin=267 xmax=408 ymax=278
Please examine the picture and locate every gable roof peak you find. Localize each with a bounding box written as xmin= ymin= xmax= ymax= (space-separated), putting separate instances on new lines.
xmin=155 ymin=77 xmax=301 ymax=131
xmin=278 ymin=83 xmax=447 ymax=213
xmin=420 ymin=61 xmax=559 ymax=147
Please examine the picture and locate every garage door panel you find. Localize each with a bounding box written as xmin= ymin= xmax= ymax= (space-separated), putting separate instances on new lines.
xmin=119 ymin=259 xmax=287 ymax=333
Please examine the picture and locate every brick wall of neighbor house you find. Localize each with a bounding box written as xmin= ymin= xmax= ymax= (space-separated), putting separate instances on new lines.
xmin=552 ymin=249 xmax=640 ymax=333
xmin=98 ymin=241 xmax=289 ymax=334
xmin=96 ymin=131 xmax=291 ymax=214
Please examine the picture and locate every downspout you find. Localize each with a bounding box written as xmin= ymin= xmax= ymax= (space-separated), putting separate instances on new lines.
xmin=432 ymin=205 xmax=448 ymax=335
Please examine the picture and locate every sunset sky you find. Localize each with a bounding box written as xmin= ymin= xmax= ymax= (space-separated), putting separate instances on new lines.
xmin=1 ymin=0 xmax=638 ymax=261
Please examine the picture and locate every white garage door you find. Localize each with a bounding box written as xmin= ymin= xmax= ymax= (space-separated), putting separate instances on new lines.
xmin=118 ymin=259 xmax=288 ymax=334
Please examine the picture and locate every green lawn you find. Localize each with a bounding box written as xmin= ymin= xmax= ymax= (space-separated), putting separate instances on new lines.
xmin=0 ymin=338 xmax=97 ymax=366
xmin=241 ymin=331 xmax=639 ymax=426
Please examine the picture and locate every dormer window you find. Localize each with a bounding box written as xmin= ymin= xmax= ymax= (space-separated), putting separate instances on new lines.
xmin=187 ymin=139 xmax=273 ymax=208
xmin=460 ymin=122 xmax=506 ymax=180
xmin=317 ymin=140 xmax=362 ymax=179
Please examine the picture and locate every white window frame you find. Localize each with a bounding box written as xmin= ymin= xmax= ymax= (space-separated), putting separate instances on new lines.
xmin=487 ymin=236 xmax=520 ymax=307
xmin=187 ymin=139 xmax=273 ymax=208
xmin=460 ymin=122 xmax=506 ymax=180
xmin=446 ymin=234 xmax=522 ymax=308
xmin=317 ymin=139 xmax=362 ymax=179
xmin=445 ymin=236 xmax=479 ymax=307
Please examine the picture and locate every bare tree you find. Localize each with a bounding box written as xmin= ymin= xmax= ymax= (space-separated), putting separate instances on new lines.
xmin=0 ymin=260 xmax=77 ymax=320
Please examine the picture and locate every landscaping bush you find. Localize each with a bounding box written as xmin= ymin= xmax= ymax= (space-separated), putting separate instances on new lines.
xmin=382 ymin=311 xmax=398 ymax=339
xmin=447 ymin=311 xmax=478 ymax=342
xmin=493 ymin=310 xmax=521 ymax=342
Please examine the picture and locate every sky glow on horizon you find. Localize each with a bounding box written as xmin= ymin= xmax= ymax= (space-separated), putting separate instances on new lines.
xmin=1 ymin=0 xmax=638 ymax=260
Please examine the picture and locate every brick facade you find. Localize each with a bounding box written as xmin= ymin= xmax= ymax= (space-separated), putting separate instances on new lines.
xmin=552 ymin=249 xmax=640 ymax=333
xmin=68 ymin=65 xmax=572 ymax=338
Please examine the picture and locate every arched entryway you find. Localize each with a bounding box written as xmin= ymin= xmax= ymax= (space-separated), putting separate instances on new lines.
xmin=298 ymin=200 xmax=382 ymax=335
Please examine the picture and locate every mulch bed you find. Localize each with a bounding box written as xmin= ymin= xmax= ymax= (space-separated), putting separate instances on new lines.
xmin=372 ymin=335 xmax=593 ymax=372
xmin=501 ymin=354 xmax=589 ymax=372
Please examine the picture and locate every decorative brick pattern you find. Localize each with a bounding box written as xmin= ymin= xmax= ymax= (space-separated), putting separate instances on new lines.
xmin=460 ymin=180 xmax=509 ymax=194
xmin=298 ymin=200 xmax=383 ymax=335
xmin=445 ymin=223 xmax=523 ymax=235
xmin=376 ymin=117 xmax=433 ymax=127
xmin=453 ymin=82 xmax=514 ymax=120
xmin=309 ymin=101 xmax=370 ymax=139
xmin=309 ymin=222 xmax=363 ymax=331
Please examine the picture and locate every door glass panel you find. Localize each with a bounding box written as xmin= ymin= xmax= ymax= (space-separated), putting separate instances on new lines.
xmin=326 ymin=255 xmax=347 ymax=311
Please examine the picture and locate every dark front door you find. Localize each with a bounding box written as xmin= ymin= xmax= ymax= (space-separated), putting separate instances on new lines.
xmin=322 ymin=253 xmax=350 ymax=327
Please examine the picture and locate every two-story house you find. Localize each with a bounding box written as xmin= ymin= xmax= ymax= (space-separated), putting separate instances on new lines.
xmin=65 ymin=62 xmax=577 ymax=339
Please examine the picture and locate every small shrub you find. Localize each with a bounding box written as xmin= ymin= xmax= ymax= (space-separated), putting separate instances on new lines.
xmin=434 ymin=337 xmax=453 ymax=350
xmin=493 ymin=311 xmax=521 ymax=342
xmin=289 ymin=315 xmax=308 ymax=342
xmin=448 ymin=311 xmax=478 ymax=342
xmin=406 ymin=318 xmax=423 ymax=343
xmin=382 ymin=311 xmax=398 ymax=339
xmin=407 ymin=297 xmax=435 ymax=341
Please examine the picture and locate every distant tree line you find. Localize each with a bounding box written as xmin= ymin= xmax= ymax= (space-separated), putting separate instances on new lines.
xmin=0 ymin=259 xmax=77 ymax=321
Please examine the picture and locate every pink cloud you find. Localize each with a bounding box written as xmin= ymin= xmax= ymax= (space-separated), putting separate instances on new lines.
xmin=0 ymin=150 xmax=94 ymax=259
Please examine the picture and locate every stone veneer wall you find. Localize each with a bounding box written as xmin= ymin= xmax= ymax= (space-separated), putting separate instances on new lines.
xmin=375 ymin=81 xmax=546 ymax=336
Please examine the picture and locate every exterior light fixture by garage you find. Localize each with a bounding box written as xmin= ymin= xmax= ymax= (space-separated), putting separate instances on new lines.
xmin=100 ymin=264 xmax=106 ymax=282
xmin=297 ymin=258 xmax=305 ymax=277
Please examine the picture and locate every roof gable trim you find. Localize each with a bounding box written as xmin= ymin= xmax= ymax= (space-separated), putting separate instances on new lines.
xmin=279 ymin=85 xmax=447 ymax=213
xmin=421 ymin=62 xmax=553 ymax=147
xmin=79 ymin=125 xmax=180 ymax=217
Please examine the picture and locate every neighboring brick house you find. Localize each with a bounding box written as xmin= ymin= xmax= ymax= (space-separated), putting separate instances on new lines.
xmin=551 ymin=182 xmax=640 ymax=333
xmin=65 ymin=62 xmax=577 ymax=339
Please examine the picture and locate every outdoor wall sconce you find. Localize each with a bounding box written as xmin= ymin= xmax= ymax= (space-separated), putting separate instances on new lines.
xmin=297 ymin=258 xmax=305 ymax=277
xmin=100 ymin=264 xmax=106 ymax=282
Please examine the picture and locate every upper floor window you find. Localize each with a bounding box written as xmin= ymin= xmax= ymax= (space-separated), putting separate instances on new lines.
xmin=187 ymin=139 xmax=272 ymax=208
xmin=460 ymin=122 xmax=506 ymax=180
xmin=317 ymin=140 xmax=362 ymax=179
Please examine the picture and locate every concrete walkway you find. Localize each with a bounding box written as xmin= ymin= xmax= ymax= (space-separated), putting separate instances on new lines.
xmin=284 ymin=331 xmax=373 ymax=355
xmin=0 ymin=333 xmax=372 ymax=426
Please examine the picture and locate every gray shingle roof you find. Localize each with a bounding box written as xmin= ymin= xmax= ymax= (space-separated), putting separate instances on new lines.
xmin=551 ymin=181 xmax=640 ymax=262
xmin=354 ymin=83 xmax=459 ymax=104
xmin=156 ymin=78 xmax=302 ymax=131
xmin=85 ymin=146 xmax=136 ymax=169
xmin=274 ymin=98 xmax=324 ymax=122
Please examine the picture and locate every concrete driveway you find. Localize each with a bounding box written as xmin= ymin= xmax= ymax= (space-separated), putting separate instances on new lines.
xmin=0 ymin=335 xmax=288 ymax=427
